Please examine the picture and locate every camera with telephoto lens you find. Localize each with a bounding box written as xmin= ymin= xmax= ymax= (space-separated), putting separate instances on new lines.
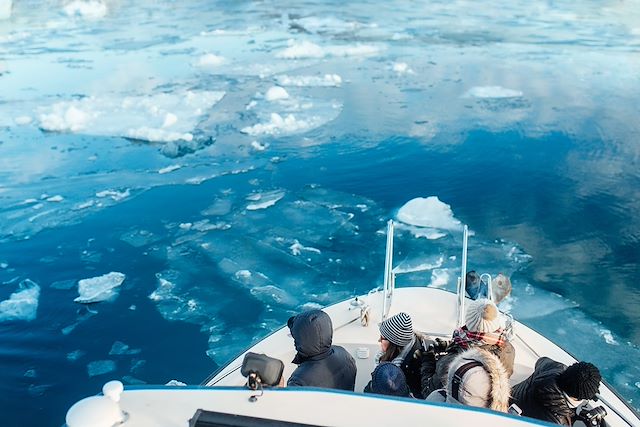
xmin=576 ymin=406 xmax=607 ymax=427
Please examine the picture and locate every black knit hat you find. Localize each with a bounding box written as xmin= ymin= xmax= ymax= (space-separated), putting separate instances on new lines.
xmin=557 ymin=361 xmax=601 ymax=400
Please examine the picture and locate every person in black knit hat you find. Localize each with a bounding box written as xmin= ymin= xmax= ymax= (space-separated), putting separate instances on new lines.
xmin=511 ymin=357 xmax=602 ymax=425
xmin=364 ymin=362 xmax=411 ymax=397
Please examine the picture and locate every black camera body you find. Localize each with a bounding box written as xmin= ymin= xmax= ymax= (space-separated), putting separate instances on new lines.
xmin=240 ymin=352 xmax=284 ymax=389
xmin=577 ymin=406 xmax=607 ymax=427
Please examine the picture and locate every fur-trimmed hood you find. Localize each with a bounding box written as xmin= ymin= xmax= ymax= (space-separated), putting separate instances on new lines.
xmin=444 ymin=347 xmax=510 ymax=412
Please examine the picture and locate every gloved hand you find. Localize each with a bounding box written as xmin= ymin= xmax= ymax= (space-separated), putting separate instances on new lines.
xmin=432 ymin=338 xmax=450 ymax=354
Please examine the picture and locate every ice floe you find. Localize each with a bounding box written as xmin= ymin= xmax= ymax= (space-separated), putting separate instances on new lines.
xmin=289 ymin=239 xmax=321 ymax=256
xmin=74 ymin=272 xmax=125 ymax=303
xmin=265 ymin=86 xmax=290 ymax=101
xmin=464 ymin=86 xmax=523 ymax=99
xmin=38 ymin=90 xmax=224 ymax=143
xmin=109 ymin=341 xmax=142 ymax=355
xmin=96 ymin=189 xmax=130 ymax=201
xmin=0 ymin=279 xmax=40 ymax=322
xmin=246 ymin=190 xmax=285 ymax=210
xmin=275 ymin=74 xmax=342 ymax=87
xmin=196 ymin=53 xmax=226 ymax=68
xmin=276 ymin=40 xmax=381 ymax=59
xmin=158 ymin=164 xmax=182 ymax=174
xmin=392 ymin=62 xmax=414 ymax=75
xmin=63 ymin=1 xmax=107 ymax=19
xmin=241 ymin=112 xmax=324 ymax=136
xmin=67 ymin=350 xmax=86 ymax=361
xmin=396 ymin=196 xmax=462 ymax=231
xmin=87 ymin=360 xmax=116 ymax=377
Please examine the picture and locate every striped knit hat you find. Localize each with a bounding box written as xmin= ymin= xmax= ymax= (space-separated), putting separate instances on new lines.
xmin=379 ymin=312 xmax=413 ymax=347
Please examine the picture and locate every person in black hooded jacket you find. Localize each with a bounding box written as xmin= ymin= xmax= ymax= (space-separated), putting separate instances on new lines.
xmin=286 ymin=309 xmax=357 ymax=391
xmin=510 ymin=357 xmax=602 ymax=426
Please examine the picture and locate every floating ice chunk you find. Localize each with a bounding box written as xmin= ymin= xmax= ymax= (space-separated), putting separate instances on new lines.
xmin=251 ymin=140 xmax=269 ymax=151
xmin=0 ymin=279 xmax=40 ymax=322
xmin=241 ymin=113 xmax=322 ymax=136
xmin=0 ymin=262 xmax=8 ymax=268
xmin=275 ymin=74 xmax=342 ymax=87
xmin=289 ymin=239 xmax=321 ymax=256
xmin=430 ymin=269 xmax=450 ymax=288
xmin=397 ymin=223 xmax=447 ymax=240
xmin=87 ymin=360 xmax=116 ymax=377
xmin=250 ymin=285 xmax=297 ymax=306
xmin=67 ymin=350 xmax=86 ymax=361
xmin=234 ymin=270 xmax=252 ymax=280
xmin=122 ymin=376 xmax=146 ymax=385
xmin=201 ymin=199 xmax=233 ymax=216
xmin=265 ymin=86 xmax=289 ymax=101
xmin=393 ymin=256 xmax=444 ymax=274
xmin=120 ymin=229 xmax=157 ymax=247
xmin=277 ymin=40 xmax=380 ymax=59
xmin=277 ymin=40 xmax=325 ymax=59
xmin=128 ymin=127 xmax=193 ymax=143
xmin=14 ymin=116 xmax=32 ymax=125
xmin=600 ymin=329 xmax=618 ymax=345
xmin=38 ymin=91 xmax=224 ymax=143
xmin=392 ymin=62 xmax=414 ymax=75
xmin=109 ymin=341 xmax=142 ymax=355
xmin=165 ymin=379 xmax=187 ymax=386
xmin=96 ymin=189 xmax=130 ymax=201
xmin=63 ymin=1 xmax=107 ymax=19
xmin=24 ymin=369 xmax=37 ymax=378
xmin=46 ymin=195 xmax=64 ymax=202
xmin=464 ymin=86 xmax=523 ymax=99
xmin=397 ymin=196 xmax=462 ymax=230
xmin=74 ymin=200 xmax=95 ymax=210
xmin=0 ymin=0 xmax=11 ymax=20
xmin=28 ymin=384 xmax=51 ymax=397
xmin=40 ymin=105 xmax=94 ymax=132
xmin=158 ymin=164 xmax=181 ymax=174
xmin=196 ymin=53 xmax=226 ymax=67
xmin=299 ymin=302 xmax=323 ymax=311
xmin=246 ymin=190 xmax=285 ymax=210
xmin=74 ymin=272 xmax=125 ymax=303
xmin=130 ymin=359 xmax=146 ymax=374
xmin=148 ymin=276 xmax=175 ymax=302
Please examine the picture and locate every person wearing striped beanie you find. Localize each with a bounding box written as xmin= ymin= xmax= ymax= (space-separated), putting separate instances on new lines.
xmin=370 ymin=312 xmax=428 ymax=398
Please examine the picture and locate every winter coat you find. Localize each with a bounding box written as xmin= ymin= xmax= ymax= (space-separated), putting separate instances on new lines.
xmin=398 ymin=334 xmax=425 ymax=398
xmin=425 ymin=347 xmax=510 ymax=412
xmin=510 ymin=357 xmax=574 ymax=426
xmin=421 ymin=339 xmax=515 ymax=398
xmin=287 ymin=310 xmax=357 ymax=391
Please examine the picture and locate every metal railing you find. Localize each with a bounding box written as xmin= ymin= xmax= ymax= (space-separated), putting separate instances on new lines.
xmin=382 ymin=220 xmax=395 ymax=320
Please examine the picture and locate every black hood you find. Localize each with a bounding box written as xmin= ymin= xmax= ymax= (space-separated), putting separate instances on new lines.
xmin=288 ymin=310 xmax=333 ymax=362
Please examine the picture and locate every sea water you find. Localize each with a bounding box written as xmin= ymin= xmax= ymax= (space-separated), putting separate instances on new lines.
xmin=1 ymin=0 xmax=639 ymax=425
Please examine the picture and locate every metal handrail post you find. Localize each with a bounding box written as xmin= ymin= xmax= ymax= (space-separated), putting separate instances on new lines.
xmin=382 ymin=220 xmax=395 ymax=320
xmin=456 ymin=225 xmax=469 ymax=328
xmin=480 ymin=273 xmax=493 ymax=302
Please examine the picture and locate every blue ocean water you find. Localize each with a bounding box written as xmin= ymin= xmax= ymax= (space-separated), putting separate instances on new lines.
xmin=1 ymin=0 xmax=639 ymax=425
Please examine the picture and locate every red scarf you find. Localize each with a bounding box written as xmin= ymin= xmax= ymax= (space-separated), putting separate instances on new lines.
xmin=452 ymin=325 xmax=506 ymax=350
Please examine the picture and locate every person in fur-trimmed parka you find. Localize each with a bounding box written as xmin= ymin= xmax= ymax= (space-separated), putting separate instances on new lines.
xmin=426 ymin=347 xmax=511 ymax=412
